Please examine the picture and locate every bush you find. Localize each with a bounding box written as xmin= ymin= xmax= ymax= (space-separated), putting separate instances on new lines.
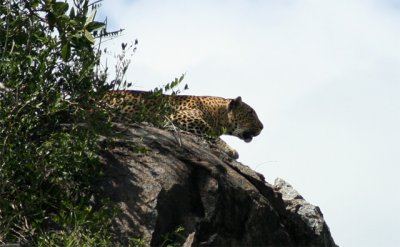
xmin=0 ymin=0 xmax=115 ymax=245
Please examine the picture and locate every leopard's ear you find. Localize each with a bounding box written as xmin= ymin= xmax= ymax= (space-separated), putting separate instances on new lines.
xmin=228 ymin=96 xmax=242 ymax=110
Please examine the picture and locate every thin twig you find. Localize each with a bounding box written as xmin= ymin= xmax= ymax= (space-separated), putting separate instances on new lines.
xmin=165 ymin=117 xmax=182 ymax=147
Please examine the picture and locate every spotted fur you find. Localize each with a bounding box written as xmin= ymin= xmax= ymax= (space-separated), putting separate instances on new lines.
xmin=104 ymin=90 xmax=263 ymax=159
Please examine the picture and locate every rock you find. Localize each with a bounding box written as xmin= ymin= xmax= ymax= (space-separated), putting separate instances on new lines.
xmin=98 ymin=123 xmax=338 ymax=247
xmin=274 ymin=178 xmax=338 ymax=247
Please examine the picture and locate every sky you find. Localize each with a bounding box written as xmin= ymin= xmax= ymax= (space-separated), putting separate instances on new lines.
xmin=96 ymin=0 xmax=400 ymax=246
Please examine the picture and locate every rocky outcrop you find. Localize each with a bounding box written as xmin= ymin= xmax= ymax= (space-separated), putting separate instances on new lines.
xmin=98 ymin=123 xmax=337 ymax=246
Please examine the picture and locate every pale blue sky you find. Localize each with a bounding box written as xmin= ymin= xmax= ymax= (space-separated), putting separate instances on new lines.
xmin=98 ymin=0 xmax=400 ymax=246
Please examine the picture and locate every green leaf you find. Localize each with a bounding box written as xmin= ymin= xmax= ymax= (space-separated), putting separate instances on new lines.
xmin=61 ymin=43 xmax=71 ymax=61
xmin=84 ymin=30 xmax=95 ymax=44
xmin=69 ymin=7 xmax=75 ymax=18
xmin=46 ymin=12 xmax=56 ymax=31
xmin=34 ymin=34 xmax=48 ymax=43
xmin=53 ymin=2 xmax=69 ymax=16
xmin=85 ymin=11 xmax=96 ymax=27
xmin=85 ymin=21 xmax=105 ymax=32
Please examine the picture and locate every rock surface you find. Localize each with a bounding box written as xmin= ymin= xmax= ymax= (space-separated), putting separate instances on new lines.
xmin=98 ymin=123 xmax=338 ymax=246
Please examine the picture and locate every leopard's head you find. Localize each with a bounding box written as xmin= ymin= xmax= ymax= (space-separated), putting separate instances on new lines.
xmin=227 ymin=97 xmax=263 ymax=143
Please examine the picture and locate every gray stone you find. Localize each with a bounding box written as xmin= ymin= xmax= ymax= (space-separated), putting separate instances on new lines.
xmin=274 ymin=178 xmax=338 ymax=247
xmin=98 ymin=123 xmax=338 ymax=247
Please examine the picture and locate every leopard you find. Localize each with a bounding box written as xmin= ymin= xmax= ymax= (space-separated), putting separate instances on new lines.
xmin=104 ymin=90 xmax=264 ymax=159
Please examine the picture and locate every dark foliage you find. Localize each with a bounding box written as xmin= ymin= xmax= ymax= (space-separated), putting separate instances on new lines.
xmin=0 ymin=0 xmax=116 ymax=245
